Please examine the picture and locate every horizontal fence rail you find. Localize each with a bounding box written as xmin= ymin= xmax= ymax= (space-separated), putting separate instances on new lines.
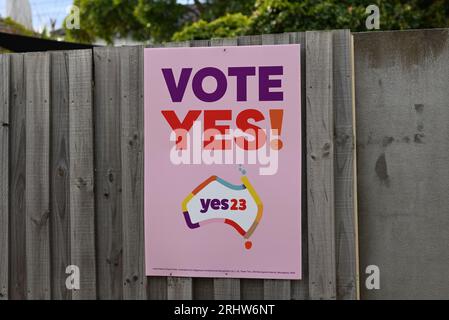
xmin=0 ymin=30 xmax=358 ymax=300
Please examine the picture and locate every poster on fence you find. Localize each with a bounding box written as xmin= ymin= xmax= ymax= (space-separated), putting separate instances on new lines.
xmin=144 ymin=44 xmax=302 ymax=279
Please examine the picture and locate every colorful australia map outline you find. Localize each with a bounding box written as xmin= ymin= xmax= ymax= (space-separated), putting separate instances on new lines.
xmin=182 ymin=175 xmax=263 ymax=249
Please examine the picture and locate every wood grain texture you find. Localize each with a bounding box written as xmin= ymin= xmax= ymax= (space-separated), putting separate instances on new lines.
xmin=306 ymin=31 xmax=336 ymax=300
xmin=68 ymin=50 xmax=96 ymax=299
xmin=350 ymin=35 xmax=360 ymax=300
xmin=189 ymin=39 xmax=210 ymax=47
xmin=120 ymin=46 xmax=147 ymax=300
xmin=163 ymin=41 xmax=190 ymax=48
xmin=287 ymin=31 xmax=309 ymax=301
xmin=9 ymin=54 xmax=27 ymax=300
xmin=167 ymin=277 xmax=193 ymax=300
xmin=332 ymin=30 xmax=358 ymax=300
xmin=210 ymin=38 xmax=239 ymax=46
xmin=355 ymin=29 xmax=449 ymax=299
xmin=0 ymin=54 xmax=9 ymax=300
xmin=50 ymin=52 xmax=71 ymax=300
xmin=193 ymin=278 xmax=214 ymax=300
xmin=261 ymin=33 xmax=290 ymax=44
xmin=264 ymin=280 xmax=291 ymax=300
xmin=147 ymin=276 xmax=167 ymax=300
xmin=213 ymin=278 xmax=240 ymax=300
xmin=25 ymin=53 xmax=51 ymax=300
xmin=94 ymin=47 xmax=123 ymax=299
xmin=237 ymin=35 xmax=262 ymax=46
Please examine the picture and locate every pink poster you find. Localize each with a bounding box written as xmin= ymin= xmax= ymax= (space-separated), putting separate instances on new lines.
xmin=144 ymin=44 xmax=301 ymax=280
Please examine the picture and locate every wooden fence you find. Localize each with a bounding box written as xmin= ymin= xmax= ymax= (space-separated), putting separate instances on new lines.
xmin=0 ymin=29 xmax=358 ymax=300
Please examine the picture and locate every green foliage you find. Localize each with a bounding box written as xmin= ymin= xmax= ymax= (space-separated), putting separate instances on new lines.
xmin=198 ymin=0 xmax=256 ymax=21
xmin=65 ymin=0 xmax=256 ymax=44
xmin=1 ymin=17 xmax=35 ymax=36
xmin=135 ymin=0 xmax=189 ymax=43
xmin=172 ymin=13 xmax=251 ymax=41
xmin=65 ymin=0 xmax=449 ymax=44
xmin=249 ymin=0 xmax=449 ymax=34
xmin=64 ymin=21 xmax=96 ymax=44
xmin=65 ymin=0 xmax=150 ymax=44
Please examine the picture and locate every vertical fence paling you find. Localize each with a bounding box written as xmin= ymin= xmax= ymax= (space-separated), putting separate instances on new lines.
xmin=119 ymin=46 xmax=147 ymax=300
xmin=68 ymin=50 xmax=97 ymax=300
xmin=306 ymin=31 xmax=337 ymax=300
xmin=9 ymin=54 xmax=27 ymax=300
xmin=50 ymin=51 xmax=71 ymax=300
xmin=94 ymin=46 xmax=148 ymax=300
xmin=0 ymin=54 xmax=9 ymax=300
xmin=50 ymin=50 xmax=97 ymax=300
xmin=0 ymin=30 xmax=357 ymax=300
xmin=332 ymin=30 xmax=358 ymax=300
xmin=25 ymin=52 xmax=51 ymax=300
xmin=94 ymin=47 xmax=124 ymax=300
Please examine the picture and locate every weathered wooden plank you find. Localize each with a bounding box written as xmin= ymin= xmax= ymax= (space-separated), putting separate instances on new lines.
xmin=210 ymin=38 xmax=239 ymax=46
xmin=237 ymin=35 xmax=262 ymax=46
xmin=209 ymin=37 xmax=241 ymax=301
xmin=147 ymin=277 xmax=167 ymax=300
xmin=305 ymin=31 xmax=336 ymax=300
xmin=94 ymin=47 xmax=123 ymax=299
xmin=25 ymin=53 xmax=51 ymax=300
xmin=288 ymin=31 xmax=309 ymax=301
xmin=50 ymin=51 xmax=71 ymax=300
xmin=163 ymin=41 xmax=190 ymax=48
xmin=332 ymin=30 xmax=358 ymax=300
xmin=264 ymin=280 xmax=291 ymax=300
xmin=236 ymin=33 xmax=264 ymax=300
xmin=241 ymin=280 xmax=264 ymax=300
xmin=355 ymin=29 xmax=449 ymax=299
xmin=213 ymin=278 xmax=240 ymax=300
xmin=189 ymin=39 xmax=210 ymax=47
xmin=0 ymin=54 xmax=10 ymax=300
xmin=167 ymin=277 xmax=193 ymax=300
xmin=262 ymin=33 xmax=290 ymax=45
xmin=350 ymin=35 xmax=360 ymax=301
xmin=193 ymin=279 xmax=214 ymax=300
xmin=68 ymin=49 xmax=96 ymax=300
xmin=120 ymin=46 xmax=147 ymax=300
xmin=9 ymin=54 xmax=27 ymax=300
